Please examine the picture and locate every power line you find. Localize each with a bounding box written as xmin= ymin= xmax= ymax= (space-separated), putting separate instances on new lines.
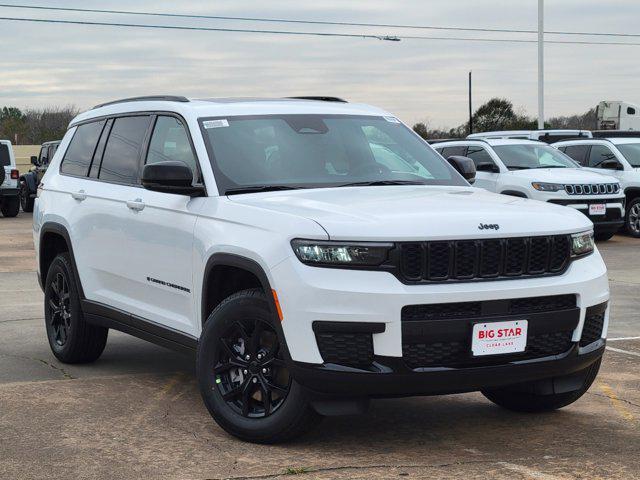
xmin=1 ymin=15 xmax=640 ymax=46
xmin=0 ymin=2 xmax=639 ymax=38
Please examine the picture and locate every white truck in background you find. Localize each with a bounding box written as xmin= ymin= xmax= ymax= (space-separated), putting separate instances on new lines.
xmin=597 ymin=101 xmax=640 ymax=131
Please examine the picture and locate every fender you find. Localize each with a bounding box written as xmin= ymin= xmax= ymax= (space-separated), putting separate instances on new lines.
xmin=39 ymin=222 xmax=84 ymax=298
xmin=201 ymin=253 xmax=293 ymax=363
xmin=500 ymin=190 xmax=528 ymax=198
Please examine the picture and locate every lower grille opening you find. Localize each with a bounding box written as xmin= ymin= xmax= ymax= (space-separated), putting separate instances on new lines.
xmin=580 ymin=302 xmax=607 ymax=346
xmin=315 ymin=332 xmax=374 ymax=368
xmin=402 ymin=295 xmax=579 ymax=369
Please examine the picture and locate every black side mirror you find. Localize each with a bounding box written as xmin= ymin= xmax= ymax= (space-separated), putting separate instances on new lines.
xmin=600 ymin=159 xmax=624 ymax=171
xmin=476 ymin=162 xmax=500 ymax=173
xmin=30 ymin=155 xmax=39 ymax=166
xmin=142 ymin=161 xmax=205 ymax=196
xmin=447 ymin=156 xmax=476 ymax=184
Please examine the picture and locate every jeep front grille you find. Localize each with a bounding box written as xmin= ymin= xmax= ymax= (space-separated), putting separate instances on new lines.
xmin=564 ymin=183 xmax=619 ymax=195
xmin=398 ymin=235 xmax=571 ymax=283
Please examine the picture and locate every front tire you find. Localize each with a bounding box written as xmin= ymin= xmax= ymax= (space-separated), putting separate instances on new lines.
xmin=197 ymin=288 xmax=321 ymax=443
xmin=44 ymin=253 xmax=108 ymax=363
xmin=625 ymin=197 xmax=640 ymax=238
xmin=482 ymin=358 xmax=601 ymax=413
xmin=20 ymin=180 xmax=34 ymax=212
xmin=0 ymin=196 xmax=20 ymax=217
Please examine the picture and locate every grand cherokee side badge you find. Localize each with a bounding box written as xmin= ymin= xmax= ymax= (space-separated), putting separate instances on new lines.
xmin=478 ymin=223 xmax=500 ymax=230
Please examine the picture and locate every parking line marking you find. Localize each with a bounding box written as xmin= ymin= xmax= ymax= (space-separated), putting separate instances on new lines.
xmin=499 ymin=462 xmax=567 ymax=480
xmin=599 ymin=383 xmax=635 ymax=422
xmin=607 ymin=336 xmax=640 ymax=341
xmin=606 ymin=346 xmax=640 ymax=357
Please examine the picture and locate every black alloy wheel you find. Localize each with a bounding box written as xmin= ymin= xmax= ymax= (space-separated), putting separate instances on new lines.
xmin=214 ymin=317 xmax=290 ymax=418
xmin=47 ymin=272 xmax=72 ymax=347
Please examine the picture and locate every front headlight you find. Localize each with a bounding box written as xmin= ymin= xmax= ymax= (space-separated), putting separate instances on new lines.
xmin=291 ymin=239 xmax=393 ymax=266
xmin=532 ymin=182 xmax=565 ymax=192
xmin=571 ymin=230 xmax=594 ymax=257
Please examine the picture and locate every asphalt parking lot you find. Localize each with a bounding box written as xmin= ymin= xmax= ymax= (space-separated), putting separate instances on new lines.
xmin=1 ymin=213 xmax=639 ymax=480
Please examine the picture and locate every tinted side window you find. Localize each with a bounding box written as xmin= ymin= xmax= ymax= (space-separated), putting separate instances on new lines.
xmin=562 ymin=145 xmax=590 ymax=166
xmin=440 ymin=146 xmax=467 ymax=158
xmin=466 ymin=145 xmax=494 ymax=167
xmin=39 ymin=146 xmax=48 ymax=163
xmin=0 ymin=143 xmax=10 ymax=167
xmin=99 ymin=116 xmax=150 ymax=184
xmin=61 ymin=121 xmax=105 ymax=177
xmin=146 ymin=116 xmax=199 ymax=179
xmin=588 ymin=145 xmax=617 ymax=168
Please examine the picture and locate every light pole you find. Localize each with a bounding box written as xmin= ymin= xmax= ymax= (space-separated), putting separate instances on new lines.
xmin=538 ymin=0 xmax=544 ymax=129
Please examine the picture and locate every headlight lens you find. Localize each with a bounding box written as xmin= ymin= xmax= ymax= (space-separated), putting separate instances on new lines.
xmin=571 ymin=231 xmax=594 ymax=257
xmin=291 ymin=240 xmax=392 ymax=266
xmin=532 ymin=182 xmax=565 ymax=192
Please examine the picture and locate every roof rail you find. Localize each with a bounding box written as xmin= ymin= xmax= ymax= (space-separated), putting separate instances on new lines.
xmin=553 ymin=137 xmax=613 ymax=143
xmin=287 ymin=96 xmax=348 ymax=103
xmin=93 ymin=95 xmax=190 ymax=109
xmin=593 ymin=130 xmax=640 ymax=138
xmin=426 ymin=138 xmax=472 ymax=144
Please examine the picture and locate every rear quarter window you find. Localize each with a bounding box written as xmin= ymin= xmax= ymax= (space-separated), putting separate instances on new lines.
xmin=0 ymin=143 xmax=10 ymax=167
xmin=60 ymin=121 xmax=106 ymax=177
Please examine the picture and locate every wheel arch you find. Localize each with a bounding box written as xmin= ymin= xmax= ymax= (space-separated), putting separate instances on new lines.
xmin=200 ymin=253 xmax=292 ymax=362
xmin=39 ymin=222 xmax=84 ymax=297
xmin=500 ymin=190 xmax=528 ymax=198
xmin=624 ymin=187 xmax=640 ymax=204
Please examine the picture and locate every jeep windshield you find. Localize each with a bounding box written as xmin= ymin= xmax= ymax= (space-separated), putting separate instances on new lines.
xmin=199 ymin=114 xmax=467 ymax=194
xmin=616 ymin=143 xmax=640 ymax=167
xmin=493 ymin=144 xmax=579 ymax=170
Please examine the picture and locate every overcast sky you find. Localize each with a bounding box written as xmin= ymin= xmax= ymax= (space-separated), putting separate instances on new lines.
xmin=1 ymin=0 xmax=639 ymax=128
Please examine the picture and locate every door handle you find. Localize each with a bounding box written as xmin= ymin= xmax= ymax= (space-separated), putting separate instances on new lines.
xmin=71 ymin=190 xmax=87 ymax=201
xmin=126 ymin=198 xmax=145 ymax=211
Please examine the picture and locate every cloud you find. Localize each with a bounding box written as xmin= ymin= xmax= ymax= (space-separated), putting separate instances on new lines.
xmin=0 ymin=0 xmax=639 ymax=127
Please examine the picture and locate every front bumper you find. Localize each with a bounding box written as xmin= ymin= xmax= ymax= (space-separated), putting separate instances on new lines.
xmin=0 ymin=187 xmax=19 ymax=198
xmin=546 ymin=198 xmax=625 ymax=234
xmin=290 ymin=341 xmax=605 ymax=397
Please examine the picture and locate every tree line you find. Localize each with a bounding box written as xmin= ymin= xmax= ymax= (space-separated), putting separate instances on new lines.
xmin=0 ymin=106 xmax=79 ymax=145
xmin=412 ymin=98 xmax=597 ymax=140
xmin=0 ymin=99 xmax=597 ymax=145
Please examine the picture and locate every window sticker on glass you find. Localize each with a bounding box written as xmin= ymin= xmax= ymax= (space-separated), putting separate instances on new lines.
xmin=384 ymin=116 xmax=400 ymax=123
xmin=203 ymin=119 xmax=229 ymax=129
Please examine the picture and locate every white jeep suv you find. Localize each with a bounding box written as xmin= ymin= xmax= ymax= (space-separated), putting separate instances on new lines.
xmin=433 ymin=139 xmax=624 ymax=240
xmin=34 ymin=96 xmax=609 ymax=443
xmin=553 ymin=137 xmax=640 ymax=237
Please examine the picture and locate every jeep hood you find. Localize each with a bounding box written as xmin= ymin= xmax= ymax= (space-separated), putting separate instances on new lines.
xmin=228 ymin=186 xmax=592 ymax=240
xmin=507 ymin=167 xmax=618 ymax=183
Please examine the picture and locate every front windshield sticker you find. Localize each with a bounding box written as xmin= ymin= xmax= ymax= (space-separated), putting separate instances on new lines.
xmin=203 ymin=119 xmax=229 ymax=129
xmin=384 ymin=116 xmax=400 ymax=123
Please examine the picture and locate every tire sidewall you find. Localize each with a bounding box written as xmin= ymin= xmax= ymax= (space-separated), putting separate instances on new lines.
xmin=44 ymin=254 xmax=85 ymax=359
xmin=626 ymin=198 xmax=640 ymax=238
xmin=197 ymin=291 xmax=311 ymax=441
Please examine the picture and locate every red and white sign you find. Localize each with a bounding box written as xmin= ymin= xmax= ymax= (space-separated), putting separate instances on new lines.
xmin=589 ymin=204 xmax=606 ymax=216
xmin=472 ymin=320 xmax=528 ymax=356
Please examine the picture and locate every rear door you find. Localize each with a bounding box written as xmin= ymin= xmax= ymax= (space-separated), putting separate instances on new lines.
xmin=103 ymin=114 xmax=202 ymax=334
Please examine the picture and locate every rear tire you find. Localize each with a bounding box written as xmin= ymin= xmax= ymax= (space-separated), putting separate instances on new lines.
xmin=625 ymin=197 xmax=640 ymax=238
xmin=20 ymin=181 xmax=34 ymax=212
xmin=482 ymin=358 xmax=601 ymax=413
xmin=197 ymin=288 xmax=321 ymax=443
xmin=44 ymin=253 xmax=108 ymax=363
xmin=1 ymin=196 xmax=20 ymax=217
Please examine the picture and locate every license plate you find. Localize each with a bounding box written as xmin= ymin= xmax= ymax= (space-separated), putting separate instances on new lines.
xmin=472 ymin=320 xmax=528 ymax=356
xmin=589 ymin=204 xmax=606 ymax=216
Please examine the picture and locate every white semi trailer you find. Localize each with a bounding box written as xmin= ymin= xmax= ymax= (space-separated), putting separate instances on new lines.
xmin=597 ymin=101 xmax=640 ymax=131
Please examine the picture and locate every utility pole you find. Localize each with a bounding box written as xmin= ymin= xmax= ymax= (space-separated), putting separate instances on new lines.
xmin=537 ymin=0 xmax=544 ymax=129
xmin=468 ymin=71 xmax=473 ymax=135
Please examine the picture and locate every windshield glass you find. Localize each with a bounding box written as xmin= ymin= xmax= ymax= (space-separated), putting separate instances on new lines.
xmin=199 ymin=115 xmax=467 ymax=194
xmin=616 ymin=143 xmax=640 ymax=167
xmin=492 ymin=144 xmax=579 ymax=170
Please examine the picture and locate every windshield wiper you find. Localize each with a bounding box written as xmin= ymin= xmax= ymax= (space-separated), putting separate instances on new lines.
xmin=507 ymin=166 xmax=532 ymax=170
xmin=337 ymin=180 xmax=427 ymax=187
xmin=225 ymin=185 xmax=303 ymax=195
xmin=534 ymin=165 xmax=567 ymax=169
